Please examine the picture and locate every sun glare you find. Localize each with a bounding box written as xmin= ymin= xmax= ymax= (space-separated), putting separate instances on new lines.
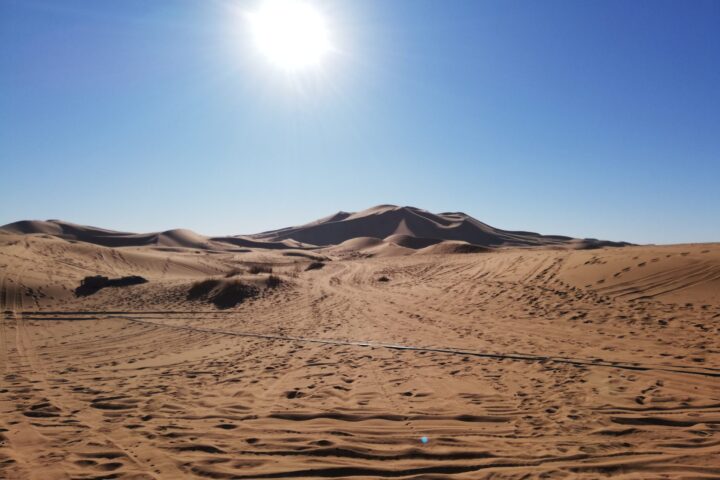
xmin=246 ymin=0 xmax=332 ymax=72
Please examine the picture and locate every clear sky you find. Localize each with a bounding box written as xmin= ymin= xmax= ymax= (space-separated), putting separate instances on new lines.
xmin=1 ymin=0 xmax=719 ymax=244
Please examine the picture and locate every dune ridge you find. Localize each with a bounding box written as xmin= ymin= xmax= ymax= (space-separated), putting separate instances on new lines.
xmin=1 ymin=206 xmax=630 ymax=256
xmin=252 ymin=204 xmax=629 ymax=248
xmin=0 ymin=219 xmax=312 ymax=252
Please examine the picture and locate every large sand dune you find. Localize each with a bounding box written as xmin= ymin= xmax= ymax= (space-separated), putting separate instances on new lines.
xmin=253 ymin=205 xmax=630 ymax=248
xmin=0 ymin=225 xmax=718 ymax=478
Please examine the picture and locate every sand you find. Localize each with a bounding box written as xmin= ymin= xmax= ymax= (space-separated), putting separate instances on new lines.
xmin=0 ymin=220 xmax=719 ymax=478
xmin=251 ymin=205 xmax=629 ymax=248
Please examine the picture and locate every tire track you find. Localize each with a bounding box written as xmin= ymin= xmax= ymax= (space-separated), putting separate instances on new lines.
xmin=0 ymin=274 xmax=8 ymax=374
xmin=3 ymin=275 xmax=185 ymax=479
xmin=115 ymin=315 xmax=720 ymax=379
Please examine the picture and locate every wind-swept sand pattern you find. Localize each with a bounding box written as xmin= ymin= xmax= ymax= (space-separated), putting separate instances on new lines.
xmin=1 ymin=231 xmax=719 ymax=478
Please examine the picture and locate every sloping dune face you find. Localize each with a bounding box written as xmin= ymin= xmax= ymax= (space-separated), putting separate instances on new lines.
xmin=416 ymin=240 xmax=493 ymax=255
xmin=383 ymin=234 xmax=442 ymax=249
xmin=0 ymin=220 xmax=65 ymax=236
xmin=0 ymin=239 xmax=718 ymax=479
xmin=334 ymin=236 xmax=385 ymax=250
xmin=157 ymin=229 xmax=210 ymax=249
xmin=0 ymin=220 xmax=309 ymax=252
xmin=560 ymin=244 xmax=720 ymax=304
xmin=210 ymin=235 xmax=311 ymax=250
xmin=0 ymin=220 xmax=213 ymax=249
xmin=253 ymin=205 xmax=627 ymax=248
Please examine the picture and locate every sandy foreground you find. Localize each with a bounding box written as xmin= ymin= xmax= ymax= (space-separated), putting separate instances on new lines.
xmin=1 ymin=235 xmax=719 ymax=479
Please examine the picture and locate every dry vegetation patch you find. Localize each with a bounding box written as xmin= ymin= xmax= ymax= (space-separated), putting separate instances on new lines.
xmin=224 ymin=268 xmax=244 ymax=278
xmin=75 ymin=275 xmax=148 ymax=297
xmin=266 ymin=274 xmax=282 ymax=289
xmin=248 ymin=264 xmax=273 ymax=274
xmin=305 ymin=261 xmax=325 ymax=271
xmin=188 ymin=272 xmax=284 ymax=309
xmin=187 ymin=278 xmax=259 ymax=309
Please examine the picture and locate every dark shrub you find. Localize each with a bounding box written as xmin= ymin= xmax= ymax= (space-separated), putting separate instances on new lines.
xmin=266 ymin=275 xmax=282 ymax=289
xmin=187 ymin=278 xmax=258 ymax=309
xmin=305 ymin=261 xmax=325 ymax=271
xmin=225 ymin=268 xmax=244 ymax=278
xmin=75 ymin=275 xmax=147 ymax=297
xmin=212 ymin=280 xmax=258 ymax=309
xmin=187 ymin=279 xmax=221 ymax=300
xmin=248 ymin=264 xmax=273 ymax=274
xmin=109 ymin=275 xmax=147 ymax=287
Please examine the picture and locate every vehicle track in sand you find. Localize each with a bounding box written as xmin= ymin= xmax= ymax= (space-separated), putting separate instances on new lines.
xmin=17 ymin=304 xmax=712 ymax=381
xmin=109 ymin=314 xmax=720 ymax=378
xmin=0 ymin=273 xmax=187 ymax=479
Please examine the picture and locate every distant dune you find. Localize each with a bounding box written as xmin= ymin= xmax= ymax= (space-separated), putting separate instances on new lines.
xmin=252 ymin=204 xmax=629 ymax=249
xmin=0 ymin=220 xmax=213 ymax=249
xmin=209 ymin=235 xmax=311 ymax=251
xmin=0 ymin=205 xmax=629 ymax=258
xmin=0 ymin=219 xmax=311 ymax=252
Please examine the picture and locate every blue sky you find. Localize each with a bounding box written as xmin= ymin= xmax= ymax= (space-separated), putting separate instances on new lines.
xmin=1 ymin=0 xmax=719 ymax=244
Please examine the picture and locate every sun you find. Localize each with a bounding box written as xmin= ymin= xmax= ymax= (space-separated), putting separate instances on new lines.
xmin=246 ymin=0 xmax=332 ymax=72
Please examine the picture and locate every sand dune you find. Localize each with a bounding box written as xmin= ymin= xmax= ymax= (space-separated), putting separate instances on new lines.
xmin=334 ymin=236 xmax=385 ymax=250
xmin=361 ymin=241 xmax=415 ymax=257
xmin=0 ymin=220 xmax=313 ymax=252
xmin=416 ymin=240 xmax=493 ymax=255
xmin=210 ymin=235 xmax=311 ymax=251
xmin=560 ymin=244 xmax=720 ymax=304
xmin=1 ymin=205 xmax=630 ymax=256
xmin=383 ymin=233 xmax=442 ymax=249
xmin=328 ymin=237 xmax=492 ymax=258
xmin=0 ymin=220 xmax=212 ymax=249
xmin=253 ymin=204 xmax=629 ymax=248
xmin=0 ymin=212 xmax=718 ymax=479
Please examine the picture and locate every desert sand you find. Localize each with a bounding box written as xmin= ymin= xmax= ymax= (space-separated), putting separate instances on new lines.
xmin=1 ymin=206 xmax=719 ymax=479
